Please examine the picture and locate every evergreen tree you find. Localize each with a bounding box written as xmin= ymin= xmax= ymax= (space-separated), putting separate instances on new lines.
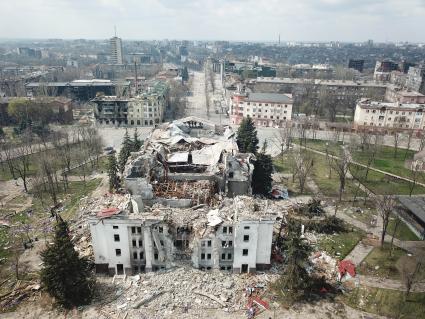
xmin=182 ymin=66 xmax=189 ymax=82
xmin=107 ymin=154 xmax=120 ymax=192
xmin=236 ymin=116 xmax=259 ymax=154
xmin=40 ymin=217 xmax=94 ymax=309
xmin=252 ymin=142 xmax=273 ymax=195
xmin=118 ymin=129 xmax=132 ymax=173
xmin=131 ymin=129 xmax=143 ymax=152
xmin=276 ymin=227 xmax=312 ymax=303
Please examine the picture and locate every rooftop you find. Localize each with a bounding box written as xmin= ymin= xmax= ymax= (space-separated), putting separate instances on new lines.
xmin=397 ymin=196 xmax=425 ymax=225
xmin=358 ymin=98 xmax=425 ymax=109
xmin=253 ymin=77 xmax=387 ymax=88
xmin=247 ymin=92 xmax=293 ymax=104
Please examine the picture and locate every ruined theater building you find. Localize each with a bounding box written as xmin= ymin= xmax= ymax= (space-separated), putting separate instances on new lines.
xmin=89 ymin=196 xmax=290 ymax=275
xmin=124 ymin=116 xmax=256 ymax=208
xmin=88 ymin=117 xmax=292 ymax=275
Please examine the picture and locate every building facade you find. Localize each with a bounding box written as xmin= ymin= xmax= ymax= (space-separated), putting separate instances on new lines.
xmin=110 ymin=36 xmax=124 ymax=65
xmin=230 ymin=92 xmax=293 ymax=127
xmin=92 ymin=81 xmax=168 ymax=126
xmin=354 ymin=98 xmax=425 ymax=132
xmin=89 ymin=209 xmax=275 ymax=275
xmin=406 ymin=66 xmax=425 ymax=95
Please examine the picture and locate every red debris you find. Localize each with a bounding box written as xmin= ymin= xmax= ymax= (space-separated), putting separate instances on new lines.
xmin=97 ymin=207 xmax=120 ymax=218
xmin=338 ymin=260 xmax=356 ymax=278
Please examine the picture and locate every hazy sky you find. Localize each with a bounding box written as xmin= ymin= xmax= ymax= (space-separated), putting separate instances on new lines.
xmin=1 ymin=0 xmax=424 ymax=42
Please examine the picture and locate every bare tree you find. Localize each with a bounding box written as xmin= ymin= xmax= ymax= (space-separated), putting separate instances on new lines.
xmin=399 ymin=255 xmax=422 ymax=300
xmin=375 ymin=195 xmax=397 ymax=247
xmin=10 ymin=132 xmax=34 ymax=192
xmin=408 ymin=163 xmax=421 ymax=197
xmin=330 ymin=148 xmax=351 ymax=201
xmin=296 ymin=119 xmax=308 ymax=147
xmin=392 ymin=129 xmax=402 ymax=159
xmin=291 ymin=150 xmax=314 ymax=194
xmin=389 ymin=215 xmax=401 ymax=256
xmin=404 ymin=131 xmax=414 ymax=160
xmin=273 ymin=123 xmax=294 ymax=163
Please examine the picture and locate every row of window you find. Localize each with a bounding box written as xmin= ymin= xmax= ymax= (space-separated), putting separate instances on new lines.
xmin=366 ymin=109 xmax=423 ymax=115
xmin=243 ymin=102 xmax=289 ymax=108
xmin=245 ymin=109 xmax=288 ymax=114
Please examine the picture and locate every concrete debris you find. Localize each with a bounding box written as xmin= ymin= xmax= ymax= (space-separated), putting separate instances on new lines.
xmin=96 ymin=266 xmax=279 ymax=317
xmin=310 ymin=251 xmax=338 ymax=281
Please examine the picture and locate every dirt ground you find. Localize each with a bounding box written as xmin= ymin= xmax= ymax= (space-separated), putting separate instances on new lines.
xmin=0 ymin=297 xmax=386 ymax=319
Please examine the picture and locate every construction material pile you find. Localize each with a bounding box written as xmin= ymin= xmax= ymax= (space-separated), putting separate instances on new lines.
xmin=309 ymin=251 xmax=338 ymax=282
xmin=97 ymin=266 xmax=279 ymax=318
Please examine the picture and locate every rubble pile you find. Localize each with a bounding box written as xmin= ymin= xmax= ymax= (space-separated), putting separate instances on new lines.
xmin=99 ymin=267 xmax=279 ymax=317
xmin=152 ymin=180 xmax=216 ymax=206
xmin=309 ymin=251 xmax=338 ymax=282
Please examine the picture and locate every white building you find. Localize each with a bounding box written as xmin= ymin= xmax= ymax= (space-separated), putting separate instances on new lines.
xmin=89 ymin=196 xmax=279 ymax=275
xmin=110 ymin=36 xmax=123 ymax=65
xmin=230 ymin=92 xmax=293 ymax=128
xmin=354 ymin=98 xmax=425 ymax=131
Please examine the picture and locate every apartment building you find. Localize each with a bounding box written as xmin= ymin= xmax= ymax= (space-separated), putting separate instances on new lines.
xmin=92 ymin=81 xmax=168 ymax=126
xmin=385 ymin=86 xmax=425 ymax=104
xmin=353 ymin=98 xmax=425 ymax=131
xmin=230 ymin=91 xmax=293 ymax=128
xmin=248 ymin=77 xmax=387 ymax=107
xmin=406 ymin=66 xmax=425 ymax=95
xmin=110 ymin=36 xmax=123 ymax=65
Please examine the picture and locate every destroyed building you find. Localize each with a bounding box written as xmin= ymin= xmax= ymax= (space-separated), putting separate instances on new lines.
xmin=124 ymin=117 xmax=256 ymax=210
xmin=88 ymin=195 xmax=296 ymax=275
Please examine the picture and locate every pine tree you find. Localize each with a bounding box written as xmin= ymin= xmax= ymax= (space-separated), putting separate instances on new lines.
xmin=252 ymin=142 xmax=273 ymax=195
xmin=236 ymin=116 xmax=259 ymax=154
xmin=40 ymin=217 xmax=94 ymax=309
xmin=132 ymin=129 xmax=143 ymax=152
xmin=182 ymin=66 xmax=189 ymax=82
xmin=276 ymin=227 xmax=312 ymax=303
xmin=107 ymin=154 xmax=120 ymax=192
xmin=118 ymin=129 xmax=132 ymax=173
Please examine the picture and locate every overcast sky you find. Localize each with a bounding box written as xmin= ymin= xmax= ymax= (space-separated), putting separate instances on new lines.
xmin=1 ymin=0 xmax=424 ymax=42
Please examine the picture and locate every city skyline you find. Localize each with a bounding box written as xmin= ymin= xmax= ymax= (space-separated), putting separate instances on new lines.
xmin=1 ymin=0 xmax=424 ymax=42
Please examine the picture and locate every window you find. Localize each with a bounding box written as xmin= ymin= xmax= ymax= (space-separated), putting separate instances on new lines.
xmin=131 ymin=227 xmax=136 ymax=234
xmin=133 ymin=252 xmax=137 ymax=259
xmin=140 ymin=252 xmax=144 ymax=259
xmin=201 ymin=253 xmax=205 ymax=260
xmin=228 ymin=172 xmax=234 ymax=178
xmin=222 ymin=241 xmax=226 ymax=247
xmin=113 ymin=225 xmax=119 ymax=229
xmin=201 ymin=241 xmax=206 ymax=247
xmin=154 ymin=253 xmax=158 ymax=260
xmin=244 ymin=226 xmax=250 ymax=230
xmin=132 ymin=240 xmax=137 ymax=247
xmin=207 ymin=253 xmax=211 ymax=260
xmin=138 ymin=240 xmax=143 ymax=247
xmin=115 ymin=249 xmax=121 ymax=256
xmin=265 ymin=103 xmax=268 ymax=106
xmin=137 ymin=227 xmax=142 ymax=234
xmin=243 ymin=249 xmax=248 ymax=256
xmin=133 ymin=266 xmax=138 ymax=272
xmin=243 ymin=235 xmax=250 ymax=242
xmin=158 ymin=226 xmax=163 ymax=233
xmin=207 ymin=240 xmax=212 ymax=247
xmin=114 ymin=234 xmax=120 ymax=242
xmin=229 ymin=227 xmax=233 ymax=234
xmin=221 ymin=253 xmax=226 ymax=260
xmin=160 ymin=240 xmax=164 ymax=247
xmin=227 ymin=253 xmax=232 ymax=260
xmin=229 ymin=241 xmax=233 ymax=247
xmin=223 ymin=226 xmax=227 ymax=234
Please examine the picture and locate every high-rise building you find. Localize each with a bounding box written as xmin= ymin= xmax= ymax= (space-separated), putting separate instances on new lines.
xmin=110 ymin=36 xmax=123 ymax=64
xmin=348 ymin=59 xmax=365 ymax=72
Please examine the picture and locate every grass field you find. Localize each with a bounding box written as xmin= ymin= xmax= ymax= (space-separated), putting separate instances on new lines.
xmin=342 ymin=286 xmax=425 ymax=319
xmin=318 ymin=227 xmax=365 ymax=260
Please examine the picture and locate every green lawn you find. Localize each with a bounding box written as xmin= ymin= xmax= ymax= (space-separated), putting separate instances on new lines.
xmin=310 ymin=153 xmax=366 ymax=199
xmin=342 ymin=286 xmax=425 ymax=319
xmin=68 ymin=156 xmax=108 ymax=176
xmin=31 ymin=178 xmax=102 ymax=221
xmin=351 ymin=166 xmax=425 ymax=195
xmin=296 ymin=138 xmax=343 ymax=156
xmin=352 ymin=145 xmax=424 ymax=182
xmin=318 ymin=227 xmax=365 ymax=260
xmin=358 ymin=244 xmax=406 ymax=279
